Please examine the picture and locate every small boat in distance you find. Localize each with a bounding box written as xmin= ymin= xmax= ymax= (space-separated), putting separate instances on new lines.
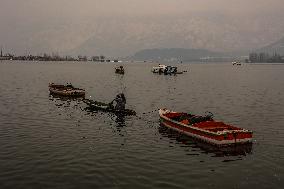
xmin=159 ymin=108 xmax=253 ymax=146
xmin=232 ymin=61 xmax=241 ymax=66
xmin=49 ymin=83 xmax=85 ymax=97
xmin=115 ymin=66 xmax=125 ymax=74
xmin=152 ymin=64 xmax=166 ymax=73
xmin=152 ymin=64 xmax=183 ymax=75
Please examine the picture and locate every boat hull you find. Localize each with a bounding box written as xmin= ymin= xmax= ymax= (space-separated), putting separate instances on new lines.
xmin=115 ymin=70 xmax=124 ymax=74
xmin=84 ymin=99 xmax=136 ymax=116
xmin=159 ymin=109 xmax=252 ymax=146
xmin=48 ymin=83 xmax=85 ymax=97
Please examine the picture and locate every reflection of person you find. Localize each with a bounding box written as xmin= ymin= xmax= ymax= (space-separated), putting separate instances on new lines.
xmin=109 ymin=93 xmax=126 ymax=111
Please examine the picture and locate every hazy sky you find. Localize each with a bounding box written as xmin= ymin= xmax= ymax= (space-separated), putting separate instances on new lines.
xmin=1 ymin=0 xmax=284 ymax=56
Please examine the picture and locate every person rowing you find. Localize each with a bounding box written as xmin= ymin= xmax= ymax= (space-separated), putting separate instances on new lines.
xmin=109 ymin=93 xmax=126 ymax=111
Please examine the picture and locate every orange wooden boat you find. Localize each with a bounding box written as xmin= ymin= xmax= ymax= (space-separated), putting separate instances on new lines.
xmin=159 ymin=108 xmax=253 ymax=145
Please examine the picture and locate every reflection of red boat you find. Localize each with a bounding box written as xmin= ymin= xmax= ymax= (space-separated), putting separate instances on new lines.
xmin=159 ymin=108 xmax=253 ymax=146
xmin=158 ymin=126 xmax=253 ymax=157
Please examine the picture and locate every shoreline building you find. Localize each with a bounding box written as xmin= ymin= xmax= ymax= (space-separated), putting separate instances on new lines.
xmin=0 ymin=47 xmax=13 ymax=60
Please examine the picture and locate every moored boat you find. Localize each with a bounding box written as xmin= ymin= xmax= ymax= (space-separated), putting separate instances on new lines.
xmin=49 ymin=83 xmax=85 ymax=97
xmin=159 ymin=108 xmax=253 ymax=145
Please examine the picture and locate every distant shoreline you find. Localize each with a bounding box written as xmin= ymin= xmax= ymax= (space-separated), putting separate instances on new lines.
xmin=1 ymin=59 xmax=284 ymax=64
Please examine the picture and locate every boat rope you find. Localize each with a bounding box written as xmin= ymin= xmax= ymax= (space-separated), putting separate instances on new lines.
xmin=141 ymin=109 xmax=159 ymax=115
xmin=132 ymin=109 xmax=160 ymax=125
xmin=134 ymin=115 xmax=159 ymax=125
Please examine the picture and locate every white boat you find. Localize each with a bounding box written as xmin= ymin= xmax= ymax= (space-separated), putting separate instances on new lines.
xmin=152 ymin=64 xmax=166 ymax=73
xmin=232 ymin=61 xmax=241 ymax=66
xmin=152 ymin=64 xmax=183 ymax=74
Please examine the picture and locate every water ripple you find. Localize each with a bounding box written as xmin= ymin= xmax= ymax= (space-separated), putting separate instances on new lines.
xmin=0 ymin=62 xmax=283 ymax=188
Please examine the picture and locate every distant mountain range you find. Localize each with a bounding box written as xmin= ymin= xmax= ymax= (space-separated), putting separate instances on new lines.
xmin=130 ymin=48 xmax=225 ymax=61
xmin=256 ymin=36 xmax=284 ymax=55
xmin=129 ymin=36 xmax=284 ymax=61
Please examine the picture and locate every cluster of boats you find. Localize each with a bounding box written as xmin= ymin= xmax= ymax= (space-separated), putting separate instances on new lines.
xmin=49 ymin=65 xmax=253 ymax=146
xmin=49 ymin=83 xmax=135 ymax=116
xmin=114 ymin=64 xmax=185 ymax=75
xmin=151 ymin=64 xmax=184 ymax=75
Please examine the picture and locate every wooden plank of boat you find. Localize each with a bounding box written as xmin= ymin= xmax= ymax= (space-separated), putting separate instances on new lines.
xmin=83 ymin=99 xmax=136 ymax=116
xmin=49 ymin=88 xmax=85 ymax=97
xmin=159 ymin=108 xmax=253 ymax=146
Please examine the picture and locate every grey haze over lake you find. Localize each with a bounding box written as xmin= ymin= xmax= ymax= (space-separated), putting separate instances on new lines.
xmin=1 ymin=0 xmax=284 ymax=57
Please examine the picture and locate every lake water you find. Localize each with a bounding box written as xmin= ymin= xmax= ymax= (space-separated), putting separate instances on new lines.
xmin=0 ymin=61 xmax=283 ymax=188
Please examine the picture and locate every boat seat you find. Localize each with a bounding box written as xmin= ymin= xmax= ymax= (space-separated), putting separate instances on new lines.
xmin=180 ymin=119 xmax=190 ymax=125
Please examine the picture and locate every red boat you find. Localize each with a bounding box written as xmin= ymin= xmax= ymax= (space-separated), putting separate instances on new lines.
xmin=159 ymin=108 xmax=253 ymax=145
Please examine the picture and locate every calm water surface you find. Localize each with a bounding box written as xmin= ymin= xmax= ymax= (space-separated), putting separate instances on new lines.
xmin=0 ymin=61 xmax=283 ymax=188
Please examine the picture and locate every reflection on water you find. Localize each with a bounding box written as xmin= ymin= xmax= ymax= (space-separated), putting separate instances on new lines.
xmin=49 ymin=93 xmax=85 ymax=102
xmin=158 ymin=124 xmax=253 ymax=158
xmin=1 ymin=62 xmax=283 ymax=189
xmin=114 ymin=115 xmax=126 ymax=131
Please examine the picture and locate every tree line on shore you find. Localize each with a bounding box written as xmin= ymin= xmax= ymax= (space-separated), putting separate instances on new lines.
xmin=0 ymin=51 xmax=121 ymax=62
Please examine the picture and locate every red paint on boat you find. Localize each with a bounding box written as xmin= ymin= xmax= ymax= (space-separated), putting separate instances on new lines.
xmin=159 ymin=109 xmax=253 ymax=145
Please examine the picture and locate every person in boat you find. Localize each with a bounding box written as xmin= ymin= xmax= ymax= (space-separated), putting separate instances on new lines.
xmin=109 ymin=93 xmax=126 ymax=111
xmin=119 ymin=66 xmax=124 ymax=73
xmin=66 ymin=83 xmax=74 ymax=89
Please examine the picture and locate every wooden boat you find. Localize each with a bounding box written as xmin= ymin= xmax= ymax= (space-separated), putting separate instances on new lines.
xmin=159 ymin=108 xmax=253 ymax=145
xmin=115 ymin=66 xmax=125 ymax=74
xmin=83 ymin=99 xmax=136 ymax=116
xmin=48 ymin=83 xmax=85 ymax=97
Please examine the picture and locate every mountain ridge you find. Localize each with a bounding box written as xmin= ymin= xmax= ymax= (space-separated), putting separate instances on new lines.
xmin=256 ymin=36 xmax=284 ymax=55
xmin=130 ymin=48 xmax=226 ymax=61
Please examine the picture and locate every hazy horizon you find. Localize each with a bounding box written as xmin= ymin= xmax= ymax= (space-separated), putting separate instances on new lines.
xmin=1 ymin=0 xmax=284 ymax=57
